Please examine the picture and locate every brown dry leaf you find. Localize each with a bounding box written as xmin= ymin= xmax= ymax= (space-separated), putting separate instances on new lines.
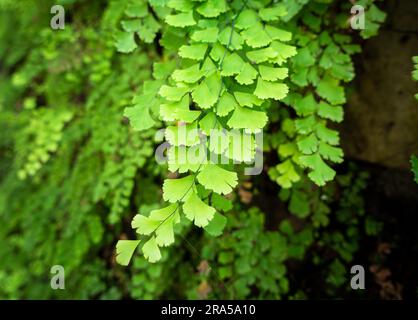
xmin=239 ymin=188 xmax=253 ymax=204
xmin=242 ymin=181 xmax=252 ymax=189
xmin=370 ymin=265 xmax=402 ymax=300
xmin=197 ymin=260 xmax=211 ymax=276
xmin=377 ymin=243 xmax=391 ymax=255
xmin=167 ymin=171 xmax=179 ymax=179
xmin=119 ymin=233 xmax=128 ymax=240
xmin=197 ymin=280 xmax=212 ymax=299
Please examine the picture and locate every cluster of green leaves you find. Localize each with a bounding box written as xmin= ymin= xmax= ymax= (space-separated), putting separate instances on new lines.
xmin=183 ymin=165 xmax=376 ymax=299
xmin=116 ymin=163 xmax=379 ymax=300
xmin=196 ymin=208 xmax=289 ymax=299
xmin=0 ymin=0 xmax=388 ymax=300
xmin=360 ymin=1 xmax=387 ymax=39
xmin=15 ymin=108 xmax=73 ymax=179
xmin=274 ymin=165 xmax=378 ymax=297
xmin=268 ymin=0 xmax=385 ymax=190
xmin=116 ymin=0 xmax=387 ymax=271
xmin=117 ymin=0 xmax=300 ymax=263
xmin=319 ymin=168 xmax=375 ymax=293
xmin=0 ymin=0 xmax=160 ymax=298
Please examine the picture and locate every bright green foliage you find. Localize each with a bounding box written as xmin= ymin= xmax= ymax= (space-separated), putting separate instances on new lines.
xmin=0 ymin=0 xmax=388 ymax=299
xmin=0 ymin=0 xmax=157 ymax=298
xmin=268 ymin=0 xmax=385 ymax=189
xmin=119 ymin=0 xmax=298 ymax=263
xmin=16 ymin=108 xmax=73 ymax=179
xmin=117 ymin=0 xmax=161 ymax=49
xmin=188 ymin=167 xmax=374 ymax=299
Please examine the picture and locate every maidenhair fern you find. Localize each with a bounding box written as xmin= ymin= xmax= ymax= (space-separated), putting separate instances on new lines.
xmin=117 ymin=0 xmax=387 ymax=264
xmin=269 ymin=0 xmax=386 ymax=189
xmin=0 ymin=0 xmax=390 ymax=299
xmin=117 ymin=0 xmax=297 ymax=264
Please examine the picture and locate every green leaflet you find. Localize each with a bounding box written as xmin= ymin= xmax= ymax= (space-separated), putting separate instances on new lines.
xmin=220 ymin=53 xmax=244 ymax=76
xmin=317 ymin=74 xmax=346 ymax=105
xmin=132 ymin=215 xmax=160 ymax=235
xmin=241 ymin=23 xmax=273 ymax=48
xmin=299 ymin=153 xmax=336 ymax=186
xmin=167 ymin=146 xmax=203 ymax=173
xmin=318 ymin=101 xmax=343 ymax=122
xmin=199 ymin=111 xmax=220 ymax=135
xmin=318 ymin=142 xmax=344 ymax=163
xmin=160 ymin=95 xmax=201 ymax=123
xmin=211 ymin=193 xmax=233 ymax=212
xmin=183 ymin=191 xmax=216 ymax=227
xmin=163 ymin=175 xmax=195 ymax=203
xmin=297 ymin=133 xmax=318 ymax=155
xmin=172 ymin=64 xmax=204 ymax=83
xmin=247 ymin=47 xmax=277 ymax=64
xmin=259 ymin=4 xmax=287 ymax=21
xmin=132 ymin=204 xmax=180 ymax=249
xmin=159 ymin=85 xmax=190 ymax=101
xmin=165 ymin=123 xmax=201 ymax=146
xmin=179 ymin=44 xmax=208 ymax=60
xmin=142 ymin=236 xmax=162 ymax=263
xmin=167 ymin=0 xmax=194 ymax=12
xmin=124 ymin=100 xmax=155 ymax=131
xmin=125 ymin=2 xmax=148 ymax=17
xmin=223 ymin=130 xmax=256 ymax=163
xmin=119 ymin=3 xmax=161 ymax=46
xmin=196 ymin=0 xmax=228 ymax=18
xmin=191 ymin=27 xmax=219 ymax=43
xmin=293 ymin=94 xmax=317 ymax=116
xmin=295 ymin=115 xmax=316 ymax=134
xmin=218 ymin=27 xmax=244 ymax=50
xmin=116 ymin=240 xmax=141 ymax=266
xmin=227 ymin=106 xmax=268 ymax=130
xmin=197 ymin=164 xmax=238 ymax=195
xmin=165 ymin=11 xmax=196 ymax=27
xmin=316 ymin=123 xmax=340 ymax=146
xmin=204 ymin=212 xmax=227 ymax=237
xmin=192 ymin=72 xmax=222 ymax=109
xmin=234 ymin=92 xmax=263 ymax=108
xmin=115 ymin=31 xmax=137 ymax=53
xmin=259 ymin=66 xmax=288 ymax=81
xmin=289 ymin=190 xmax=310 ymax=218
xmin=235 ymin=63 xmax=258 ymax=85
xmin=216 ymin=92 xmax=238 ymax=117
xmin=273 ymin=159 xmax=300 ymax=188
xmin=254 ymin=78 xmax=289 ymax=100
